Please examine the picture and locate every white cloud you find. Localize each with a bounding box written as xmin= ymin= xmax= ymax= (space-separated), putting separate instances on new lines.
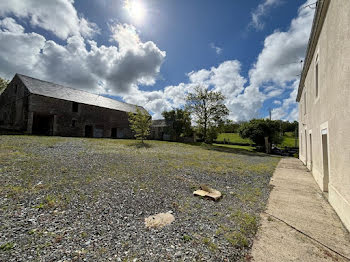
xmin=0 ymin=1 xmax=315 ymax=122
xmin=0 ymin=17 xmax=24 ymax=33
xmin=123 ymin=60 xmax=248 ymax=120
xmin=249 ymin=3 xmax=314 ymax=88
xmin=250 ymin=0 xmax=281 ymax=31
xmin=209 ymin=43 xmax=222 ymax=55
xmin=0 ymin=18 xmax=165 ymax=96
xmin=271 ymin=80 xmax=299 ymax=121
xmin=0 ymin=0 xmax=99 ymax=39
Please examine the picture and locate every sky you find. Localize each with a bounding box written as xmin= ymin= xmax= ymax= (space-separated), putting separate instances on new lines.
xmin=0 ymin=0 xmax=316 ymax=121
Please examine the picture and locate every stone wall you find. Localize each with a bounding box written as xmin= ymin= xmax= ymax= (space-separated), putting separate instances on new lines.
xmin=28 ymin=94 xmax=133 ymax=138
xmin=0 ymin=75 xmax=30 ymax=131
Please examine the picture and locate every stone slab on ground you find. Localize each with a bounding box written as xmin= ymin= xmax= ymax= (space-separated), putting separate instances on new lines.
xmin=193 ymin=185 xmax=222 ymax=201
xmin=251 ymin=158 xmax=350 ymax=262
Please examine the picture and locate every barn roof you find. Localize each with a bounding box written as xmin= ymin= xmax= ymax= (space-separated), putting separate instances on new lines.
xmin=16 ymin=74 xmax=148 ymax=114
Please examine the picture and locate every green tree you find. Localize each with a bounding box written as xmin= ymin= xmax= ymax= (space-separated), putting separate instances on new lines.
xmin=162 ymin=109 xmax=193 ymax=141
xmin=238 ymin=119 xmax=283 ymax=152
xmin=219 ymin=119 xmax=241 ymax=133
xmin=128 ymin=108 xmax=151 ymax=143
xmin=186 ymin=86 xmax=229 ymax=143
xmin=0 ymin=77 xmax=9 ymax=93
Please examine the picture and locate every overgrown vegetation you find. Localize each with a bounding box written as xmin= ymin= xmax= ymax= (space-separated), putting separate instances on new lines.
xmin=239 ymin=119 xmax=283 ymax=152
xmin=162 ymin=109 xmax=193 ymax=141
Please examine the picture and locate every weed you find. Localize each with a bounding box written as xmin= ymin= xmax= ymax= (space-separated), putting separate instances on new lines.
xmin=34 ymin=203 xmax=44 ymax=209
xmin=225 ymin=232 xmax=249 ymax=247
xmin=0 ymin=242 xmax=15 ymax=251
xmin=230 ymin=210 xmax=258 ymax=235
xmin=202 ymin=237 xmax=218 ymax=251
xmin=183 ymin=234 xmax=192 ymax=242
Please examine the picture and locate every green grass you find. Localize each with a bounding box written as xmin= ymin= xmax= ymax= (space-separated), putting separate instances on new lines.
xmin=216 ymin=133 xmax=253 ymax=145
xmin=278 ymin=132 xmax=299 ymax=148
xmin=217 ymin=132 xmax=299 ymax=148
xmin=212 ymin=144 xmax=255 ymax=152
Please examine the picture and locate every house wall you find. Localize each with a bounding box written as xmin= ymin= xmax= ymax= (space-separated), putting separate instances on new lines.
xmin=28 ymin=94 xmax=133 ymax=138
xmin=298 ymin=0 xmax=350 ymax=231
xmin=0 ymin=75 xmax=30 ymax=131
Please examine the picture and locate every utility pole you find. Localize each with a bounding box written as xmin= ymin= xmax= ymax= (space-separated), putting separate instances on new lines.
xmin=269 ymin=108 xmax=272 ymax=120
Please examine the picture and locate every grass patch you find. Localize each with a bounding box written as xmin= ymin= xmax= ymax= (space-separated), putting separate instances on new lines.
xmin=278 ymin=132 xmax=299 ymax=148
xmin=216 ymin=133 xmax=253 ymax=144
xmin=202 ymin=237 xmax=218 ymax=251
xmin=213 ymin=143 xmax=255 ymax=152
xmin=0 ymin=242 xmax=15 ymax=251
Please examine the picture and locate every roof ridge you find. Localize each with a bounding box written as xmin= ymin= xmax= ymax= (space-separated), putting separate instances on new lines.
xmin=16 ymin=73 xmax=145 ymax=110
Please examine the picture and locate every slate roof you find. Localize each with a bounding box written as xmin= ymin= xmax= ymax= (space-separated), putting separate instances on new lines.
xmin=17 ymin=74 xmax=148 ymax=114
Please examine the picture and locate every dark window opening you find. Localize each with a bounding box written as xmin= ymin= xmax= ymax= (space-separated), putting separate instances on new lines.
xmin=85 ymin=125 xmax=93 ymax=137
xmin=14 ymin=85 xmax=18 ymax=94
xmin=111 ymin=128 xmax=117 ymax=138
xmin=32 ymin=113 xmax=54 ymax=135
xmin=72 ymin=102 xmax=79 ymax=112
xmin=72 ymin=119 xmax=76 ymax=127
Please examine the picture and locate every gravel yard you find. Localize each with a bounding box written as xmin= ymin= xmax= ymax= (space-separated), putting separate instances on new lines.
xmin=0 ymin=135 xmax=280 ymax=262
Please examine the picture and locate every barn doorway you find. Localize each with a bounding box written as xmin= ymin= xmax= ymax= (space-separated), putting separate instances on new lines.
xmin=85 ymin=125 xmax=93 ymax=138
xmin=322 ymin=129 xmax=329 ymax=192
xmin=32 ymin=113 xmax=53 ymax=135
xmin=111 ymin=128 xmax=117 ymax=138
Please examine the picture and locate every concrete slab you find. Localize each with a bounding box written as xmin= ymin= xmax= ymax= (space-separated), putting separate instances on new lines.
xmin=251 ymin=158 xmax=350 ymax=262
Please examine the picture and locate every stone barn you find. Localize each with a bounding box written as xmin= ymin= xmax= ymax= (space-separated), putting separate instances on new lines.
xmin=0 ymin=74 xmax=148 ymax=138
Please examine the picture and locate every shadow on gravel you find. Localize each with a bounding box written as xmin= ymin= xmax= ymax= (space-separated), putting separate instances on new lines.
xmin=127 ymin=142 xmax=153 ymax=149
xmin=203 ymin=144 xmax=278 ymax=158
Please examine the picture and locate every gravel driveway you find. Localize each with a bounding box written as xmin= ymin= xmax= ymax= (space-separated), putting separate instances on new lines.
xmin=0 ymin=136 xmax=280 ymax=261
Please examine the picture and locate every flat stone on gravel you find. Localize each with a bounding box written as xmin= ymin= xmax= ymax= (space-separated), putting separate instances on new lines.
xmin=145 ymin=212 xmax=175 ymax=228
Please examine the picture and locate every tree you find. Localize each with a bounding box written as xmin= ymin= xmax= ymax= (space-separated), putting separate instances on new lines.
xmin=219 ymin=119 xmax=241 ymax=133
xmin=238 ymin=119 xmax=283 ymax=152
xmin=186 ymin=86 xmax=229 ymax=143
xmin=128 ymin=108 xmax=151 ymax=143
xmin=162 ymin=109 xmax=193 ymax=141
xmin=0 ymin=77 xmax=9 ymax=93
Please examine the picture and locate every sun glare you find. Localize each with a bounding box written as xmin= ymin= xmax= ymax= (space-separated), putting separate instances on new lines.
xmin=124 ymin=0 xmax=146 ymax=23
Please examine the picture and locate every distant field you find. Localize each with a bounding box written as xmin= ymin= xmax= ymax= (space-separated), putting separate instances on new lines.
xmin=217 ymin=132 xmax=298 ymax=149
xmin=216 ymin=133 xmax=253 ymax=145
xmin=278 ymin=132 xmax=299 ymax=148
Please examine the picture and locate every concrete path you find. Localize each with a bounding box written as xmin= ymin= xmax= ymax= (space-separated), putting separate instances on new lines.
xmin=251 ymin=158 xmax=350 ymax=262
